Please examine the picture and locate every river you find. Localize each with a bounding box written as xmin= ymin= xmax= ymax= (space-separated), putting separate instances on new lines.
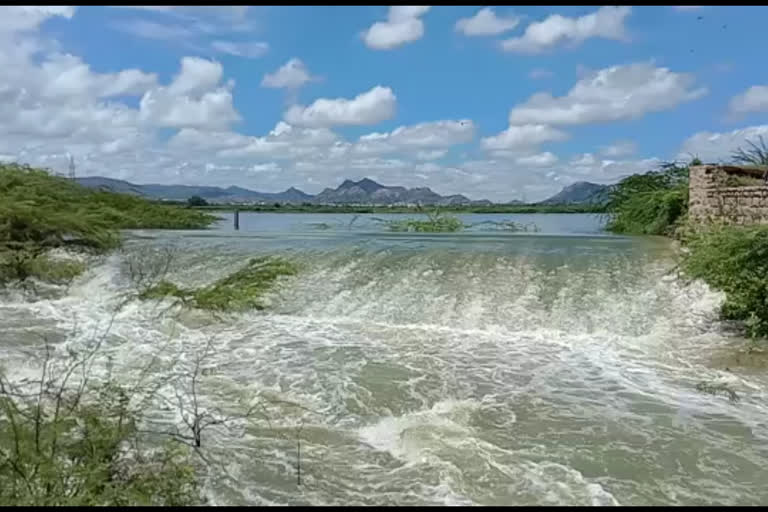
xmin=1 ymin=213 xmax=767 ymax=505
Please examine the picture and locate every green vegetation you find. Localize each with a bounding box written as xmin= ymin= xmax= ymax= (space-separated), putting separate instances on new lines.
xmin=604 ymin=162 xmax=690 ymax=236
xmin=0 ymin=163 xmax=217 ymax=284
xmin=681 ymin=224 xmax=768 ymax=339
xmin=379 ymin=209 xmax=464 ymax=233
xmin=140 ymin=256 xmax=298 ymax=312
xmin=0 ymin=376 xmax=202 ymax=505
xmin=187 ymin=195 xmax=209 ymax=207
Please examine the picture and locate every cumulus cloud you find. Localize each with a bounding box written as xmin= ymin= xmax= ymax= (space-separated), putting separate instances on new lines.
xmin=357 ymin=120 xmax=475 ymax=151
xmin=455 ymin=8 xmax=519 ymax=37
xmin=261 ymin=58 xmax=317 ymax=90
xmin=363 ymin=6 xmax=430 ymax=50
xmin=515 ymin=152 xmax=558 ymax=167
xmin=481 ymin=124 xmax=568 ymax=152
xmin=507 ymin=62 xmax=706 ymax=126
xmin=679 ymin=125 xmax=768 ymax=162
xmin=728 ymin=86 xmax=768 ymax=116
xmin=284 ymin=85 xmax=396 ymax=127
xmin=501 ymin=6 xmax=631 ymax=54
xmin=138 ymin=57 xmax=240 ymax=129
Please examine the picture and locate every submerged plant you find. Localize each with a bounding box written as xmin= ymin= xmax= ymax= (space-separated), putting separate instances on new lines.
xmin=471 ymin=220 xmax=541 ymax=232
xmin=139 ymin=256 xmax=298 ymax=312
xmin=695 ymin=380 xmax=740 ymax=402
xmin=379 ymin=208 xmax=464 ymax=233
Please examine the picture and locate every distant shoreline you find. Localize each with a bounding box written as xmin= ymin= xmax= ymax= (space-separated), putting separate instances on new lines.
xmin=178 ymin=203 xmax=606 ymax=215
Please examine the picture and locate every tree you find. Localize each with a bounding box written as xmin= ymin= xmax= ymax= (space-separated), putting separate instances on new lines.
xmin=187 ymin=196 xmax=208 ymax=207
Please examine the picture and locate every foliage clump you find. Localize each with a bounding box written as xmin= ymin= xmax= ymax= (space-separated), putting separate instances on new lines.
xmin=139 ymin=256 xmax=298 ymax=312
xmin=0 ymin=376 xmax=202 ymax=506
xmin=380 ymin=209 xmax=464 ymax=233
xmin=604 ymin=162 xmax=690 ymax=236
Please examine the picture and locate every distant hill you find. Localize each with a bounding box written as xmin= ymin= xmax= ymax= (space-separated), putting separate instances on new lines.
xmin=313 ymin=178 xmax=483 ymax=205
xmin=539 ymin=181 xmax=611 ymax=205
xmin=75 ymin=176 xmax=489 ymax=205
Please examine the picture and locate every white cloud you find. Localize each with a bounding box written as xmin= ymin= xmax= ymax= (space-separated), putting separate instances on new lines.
xmin=501 ymin=6 xmax=631 ymax=54
xmin=35 ymin=53 xmax=158 ymax=100
xmin=515 ymin=152 xmax=558 ymax=167
xmin=599 ymin=140 xmax=636 ymax=157
xmin=528 ymin=68 xmax=554 ymax=80
xmin=136 ymin=57 xmax=239 ymax=129
xmin=361 ymin=120 xmax=474 ymax=148
xmin=728 ymin=86 xmax=768 ymax=116
xmin=679 ymin=125 xmax=768 ymax=162
xmin=284 ymin=85 xmax=396 ymax=127
xmin=507 ymin=62 xmax=706 ymax=126
xmin=261 ymin=58 xmax=317 ymax=90
xmin=363 ymin=6 xmax=430 ymax=50
xmin=481 ymin=124 xmax=568 ymax=151
xmin=0 ymin=6 xmax=75 ymax=34
xmin=211 ymin=40 xmax=268 ymax=58
xmin=455 ymin=8 xmax=520 ymax=37
xmin=416 ymin=150 xmax=447 ymax=161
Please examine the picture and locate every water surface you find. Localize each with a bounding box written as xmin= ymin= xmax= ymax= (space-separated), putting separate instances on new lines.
xmin=1 ymin=213 xmax=766 ymax=506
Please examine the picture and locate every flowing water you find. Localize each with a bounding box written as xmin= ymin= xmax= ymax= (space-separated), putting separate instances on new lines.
xmin=2 ymin=213 xmax=768 ymax=506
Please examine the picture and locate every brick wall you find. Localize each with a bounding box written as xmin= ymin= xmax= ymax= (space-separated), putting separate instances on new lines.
xmin=689 ymin=165 xmax=768 ymax=224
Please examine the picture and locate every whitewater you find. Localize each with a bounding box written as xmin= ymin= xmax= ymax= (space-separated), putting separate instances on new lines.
xmin=1 ymin=213 xmax=767 ymax=506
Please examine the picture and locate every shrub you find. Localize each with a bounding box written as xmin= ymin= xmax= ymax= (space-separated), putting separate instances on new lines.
xmin=0 ymin=375 xmax=203 ymax=506
xmin=187 ymin=195 xmax=208 ymax=207
xmin=139 ymin=256 xmax=298 ymax=312
xmin=381 ymin=208 xmax=464 ymax=233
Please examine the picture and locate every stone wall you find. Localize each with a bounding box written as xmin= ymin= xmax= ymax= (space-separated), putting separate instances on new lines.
xmin=688 ymin=165 xmax=768 ymax=224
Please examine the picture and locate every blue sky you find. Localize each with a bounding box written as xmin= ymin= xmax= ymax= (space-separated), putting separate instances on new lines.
xmin=3 ymin=6 xmax=768 ymax=201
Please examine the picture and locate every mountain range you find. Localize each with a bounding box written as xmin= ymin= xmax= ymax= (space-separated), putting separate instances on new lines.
xmin=75 ymin=176 xmax=610 ymax=206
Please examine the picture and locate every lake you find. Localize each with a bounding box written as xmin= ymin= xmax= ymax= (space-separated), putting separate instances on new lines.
xmin=2 ymin=213 xmax=767 ymax=505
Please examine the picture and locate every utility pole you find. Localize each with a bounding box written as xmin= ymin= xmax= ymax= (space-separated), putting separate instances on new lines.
xmin=68 ymin=153 xmax=76 ymax=180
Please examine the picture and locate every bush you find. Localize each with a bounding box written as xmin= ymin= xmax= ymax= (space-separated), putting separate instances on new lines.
xmin=380 ymin=209 xmax=464 ymax=233
xmin=681 ymin=224 xmax=768 ymax=339
xmin=187 ymin=195 xmax=209 ymax=207
xmin=139 ymin=256 xmax=298 ymax=312
xmin=0 ymin=374 xmax=203 ymax=506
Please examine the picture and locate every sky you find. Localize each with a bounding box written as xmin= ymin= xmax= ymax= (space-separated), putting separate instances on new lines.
xmin=2 ymin=5 xmax=768 ymax=202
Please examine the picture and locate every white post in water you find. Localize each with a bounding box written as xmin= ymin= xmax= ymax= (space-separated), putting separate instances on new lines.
xmin=234 ymin=209 xmax=240 ymax=230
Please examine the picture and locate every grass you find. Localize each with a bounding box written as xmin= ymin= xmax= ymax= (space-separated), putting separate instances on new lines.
xmin=139 ymin=256 xmax=298 ymax=312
